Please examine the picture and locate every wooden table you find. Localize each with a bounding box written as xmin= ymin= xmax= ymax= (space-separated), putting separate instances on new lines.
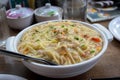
xmin=0 ymin=20 xmax=120 ymax=80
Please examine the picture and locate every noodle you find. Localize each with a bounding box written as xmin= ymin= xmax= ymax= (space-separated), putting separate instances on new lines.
xmin=17 ymin=21 xmax=103 ymax=65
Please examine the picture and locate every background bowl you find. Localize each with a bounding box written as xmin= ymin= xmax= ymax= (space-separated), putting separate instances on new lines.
xmin=34 ymin=3 xmax=63 ymax=22
xmin=6 ymin=20 xmax=109 ymax=78
xmin=6 ymin=6 xmax=34 ymax=30
xmin=7 ymin=15 xmax=33 ymax=30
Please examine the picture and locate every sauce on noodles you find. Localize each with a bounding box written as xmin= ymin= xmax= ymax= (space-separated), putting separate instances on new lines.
xmin=17 ymin=21 xmax=103 ymax=65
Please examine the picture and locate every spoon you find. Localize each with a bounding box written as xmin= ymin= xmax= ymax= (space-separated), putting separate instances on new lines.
xmin=0 ymin=49 xmax=57 ymax=65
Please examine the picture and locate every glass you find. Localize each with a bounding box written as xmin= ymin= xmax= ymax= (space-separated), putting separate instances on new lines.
xmin=0 ymin=4 xmax=10 ymax=47
xmin=63 ymin=0 xmax=87 ymax=21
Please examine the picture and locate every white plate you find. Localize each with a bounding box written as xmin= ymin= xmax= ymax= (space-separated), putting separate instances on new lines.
xmin=109 ymin=17 xmax=120 ymax=41
xmin=0 ymin=74 xmax=27 ymax=80
xmin=96 ymin=7 xmax=118 ymax=11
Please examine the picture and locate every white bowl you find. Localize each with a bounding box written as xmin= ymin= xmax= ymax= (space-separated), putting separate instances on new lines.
xmin=7 ymin=15 xmax=33 ymax=30
xmin=34 ymin=3 xmax=63 ymax=22
xmin=0 ymin=74 xmax=27 ymax=80
xmin=6 ymin=7 xmax=34 ymax=30
xmin=109 ymin=16 xmax=120 ymax=41
xmin=6 ymin=20 xmax=113 ymax=78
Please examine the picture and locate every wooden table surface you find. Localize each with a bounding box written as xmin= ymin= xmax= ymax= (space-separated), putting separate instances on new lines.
xmin=0 ymin=20 xmax=120 ymax=80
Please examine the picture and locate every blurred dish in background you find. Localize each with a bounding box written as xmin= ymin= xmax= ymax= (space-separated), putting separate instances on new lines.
xmin=109 ymin=16 xmax=120 ymax=41
xmin=34 ymin=3 xmax=63 ymax=22
xmin=0 ymin=74 xmax=27 ymax=80
xmin=6 ymin=5 xmax=33 ymax=19
xmin=90 ymin=0 xmax=118 ymax=11
xmin=6 ymin=4 xmax=33 ymax=30
xmin=91 ymin=0 xmax=114 ymax=8
xmin=95 ymin=6 xmax=117 ymax=11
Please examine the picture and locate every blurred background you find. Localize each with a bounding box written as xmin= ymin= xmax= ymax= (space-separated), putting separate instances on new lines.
xmin=1 ymin=0 xmax=120 ymax=9
xmin=0 ymin=0 xmax=63 ymax=9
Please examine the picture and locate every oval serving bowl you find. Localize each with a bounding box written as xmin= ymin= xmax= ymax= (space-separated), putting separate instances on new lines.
xmin=6 ymin=20 xmax=111 ymax=78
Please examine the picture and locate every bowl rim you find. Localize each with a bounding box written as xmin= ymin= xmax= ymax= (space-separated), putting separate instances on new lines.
xmin=14 ymin=20 xmax=108 ymax=68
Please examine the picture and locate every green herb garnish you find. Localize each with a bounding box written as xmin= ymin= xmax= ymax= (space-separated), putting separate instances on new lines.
xmin=90 ymin=50 xmax=95 ymax=54
xmin=74 ymin=36 xmax=79 ymax=40
xmin=81 ymin=45 xmax=87 ymax=50
xmin=61 ymin=25 xmax=65 ymax=28
xmin=47 ymin=11 xmax=55 ymax=16
xmin=35 ymin=39 xmax=40 ymax=42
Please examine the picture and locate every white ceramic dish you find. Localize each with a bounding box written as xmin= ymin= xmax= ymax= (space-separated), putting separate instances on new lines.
xmin=0 ymin=74 xmax=27 ymax=80
xmin=34 ymin=3 xmax=63 ymax=22
xmin=109 ymin=17 xmax=120 ymax=41
xmin=6 ymin=20 xmax=113 ymax=78
xmin=7 ymin=16 xmax=33 ymax=30
xmin=6 ymin=5 xmax=34 ymax=30
xmin=96 ymin=7 xmax=118 ymax=11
